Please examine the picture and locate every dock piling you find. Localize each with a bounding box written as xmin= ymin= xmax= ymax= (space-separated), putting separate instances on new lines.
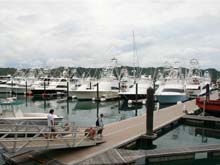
xmin=67 ymin=81 xmax=69 ymax=114
xmin=142 ymin=87 xmax=157 ymax=148
xmin=146 ymin=87 xmax=154 ymax=136
xmin=96 ymin=83 xmax=99 ymax=101
xmin=25 ymin=81 xmax=27 ymax=107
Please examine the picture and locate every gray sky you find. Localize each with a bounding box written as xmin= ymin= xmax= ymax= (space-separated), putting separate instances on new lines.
xmin=0 ymin=0 xmax=220 ymax=69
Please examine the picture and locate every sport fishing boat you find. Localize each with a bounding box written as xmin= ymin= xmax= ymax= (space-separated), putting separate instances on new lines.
xmin=196 ymin=97 xmax=220 ymax=115
xmin=195 ymin=83 xmax=220 ymax=116
xmin=155 ymin=63 xmax=189 ymax=104
xmin=70 ymin=58 xmax=120 ymax=100
xmin=0 ymin=109 xmax=63 ymax=124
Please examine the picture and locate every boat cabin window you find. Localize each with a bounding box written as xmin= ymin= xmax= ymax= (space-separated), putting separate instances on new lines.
xmin=56 ymin=85 xmax=67 ymax=88
xmin=162 ymin=88 xmax=184 ymax=93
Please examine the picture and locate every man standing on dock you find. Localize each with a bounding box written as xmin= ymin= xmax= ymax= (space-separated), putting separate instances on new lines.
xmin=47 ymin=109 xmax=56 ymax=139
xmin=97 ymin=113 xmax=104 ymax=137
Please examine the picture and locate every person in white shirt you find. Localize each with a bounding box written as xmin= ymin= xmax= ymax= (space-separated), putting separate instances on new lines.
xmin=97 ymin=113 xmax=104 ymax=137
xmin=47 ymin=109 xmax=56 ymax=139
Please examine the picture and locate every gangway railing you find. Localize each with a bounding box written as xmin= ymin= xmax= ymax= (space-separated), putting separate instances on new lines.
xmin=0 ymin=121 xmax=104 ymax=154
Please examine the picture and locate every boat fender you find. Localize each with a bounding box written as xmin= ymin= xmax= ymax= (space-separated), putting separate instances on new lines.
xmin=128 ymin=100 xmax=132 ymax=104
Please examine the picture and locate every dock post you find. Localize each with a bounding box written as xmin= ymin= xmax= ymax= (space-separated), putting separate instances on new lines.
xmin=25 ymin=81 xmax=27 ymax=107
xmin=96 ymin=83 xmax=99 ymax=101
xmin=205 ymin=83 xmax=210 ymax=101
xmin=43 ymin=81 xmax=46 ymax=112
xmin=11 ymin=80 xmax=13 ymax=96
xmin=67 ymin=81 xmax=69 ymax=99
xmin=153 ymin=79 xmax=156 ymax=91
xmin=136 ymin=83 xmax=138 ymax=103
xmin=118 ymin=82 xmax=120 ymax=93
xmin=96 ymin=101 xmax=100 ymax=118
xmin=136 ymin=87 xmax=157 ymax=149
xmin=67 ymin=81 xmax=69 ymax=114
xmin=44 ymin=81 xmax=46 ymax=96
xmin=146 ymin=87 xmax=154 ymax=135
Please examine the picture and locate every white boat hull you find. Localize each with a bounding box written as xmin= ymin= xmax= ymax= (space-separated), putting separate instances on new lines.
xmin=70 ymin=90 xmax=119 ymax=100
xmin=156 ymin=95 xmax=189 ymax=104
xmin=0 ymin=85 xmax=30 ymax=94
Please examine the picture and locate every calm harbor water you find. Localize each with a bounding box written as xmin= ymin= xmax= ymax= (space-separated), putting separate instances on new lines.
xmin=135 ymin=125 xmax=220 ymax=165
xmin=0 ymin=94 xmax=146 ymax=127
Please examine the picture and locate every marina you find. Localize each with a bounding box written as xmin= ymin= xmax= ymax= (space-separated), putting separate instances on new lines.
xmin=0 ymin=90 xmax=217 ymax=164
xmin=0 ymin=64 xmax=218 ymax=164
xmin=1 ymin=0 xmax=220 ymax=164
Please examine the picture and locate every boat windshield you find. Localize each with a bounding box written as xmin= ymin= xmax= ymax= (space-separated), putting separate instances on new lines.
xmin=162 ymin=88 xmax=184 ymax=93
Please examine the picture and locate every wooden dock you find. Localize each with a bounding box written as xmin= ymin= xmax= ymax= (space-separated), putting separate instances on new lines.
xmin=4 ymin=91 xmax=219 ymax=164
xmin=47 ymin=99 xmax=200 ymax=164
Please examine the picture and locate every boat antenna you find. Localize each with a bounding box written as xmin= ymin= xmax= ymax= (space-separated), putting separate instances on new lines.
xmin=132 ymin=31 xmax=140 ymax=79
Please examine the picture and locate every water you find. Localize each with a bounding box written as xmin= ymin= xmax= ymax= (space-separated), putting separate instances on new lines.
xmin=0 ymin=94 xmax=146 ymax=127
xmin=134 ymin=125 xmax=220 ymax=165
xmin=154 ymin=125 xmax=220 ymax=149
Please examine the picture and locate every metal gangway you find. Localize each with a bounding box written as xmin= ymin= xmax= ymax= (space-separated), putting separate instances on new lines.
xmin=0 ymin=121 xmax=104 ymax=155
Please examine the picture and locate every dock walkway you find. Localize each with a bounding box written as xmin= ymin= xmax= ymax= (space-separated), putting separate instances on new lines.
xmin=52 ymin=99 xmax=200 ymax=164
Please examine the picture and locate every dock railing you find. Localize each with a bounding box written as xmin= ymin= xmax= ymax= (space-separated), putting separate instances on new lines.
xmin=0 ymin=121 xmax=104 ymax=154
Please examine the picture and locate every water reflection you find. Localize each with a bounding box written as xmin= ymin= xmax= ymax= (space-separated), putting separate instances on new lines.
xmin=154 ymin=125 xmax=220 ymax=149
xmin=0 ymin=94 xmax=146 ymax=127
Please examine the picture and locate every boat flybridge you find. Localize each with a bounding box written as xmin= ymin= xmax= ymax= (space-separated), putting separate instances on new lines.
xmin=155 ymin=62 xmax=189 ymax=104
xmin=70 ymin=58 xmax=120 ymax=101
xmin=185 ymin=59 xmax=203 ymax=98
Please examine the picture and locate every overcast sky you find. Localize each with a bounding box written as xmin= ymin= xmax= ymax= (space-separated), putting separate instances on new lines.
xmin=0 ymin=0 xmax=220 ymax=69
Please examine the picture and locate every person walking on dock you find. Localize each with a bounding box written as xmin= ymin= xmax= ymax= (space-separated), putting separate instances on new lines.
xmin=47 ymin=109 xmax=56 ymax=139
xmin=96 ymin=113 xmax=104 ymax=137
